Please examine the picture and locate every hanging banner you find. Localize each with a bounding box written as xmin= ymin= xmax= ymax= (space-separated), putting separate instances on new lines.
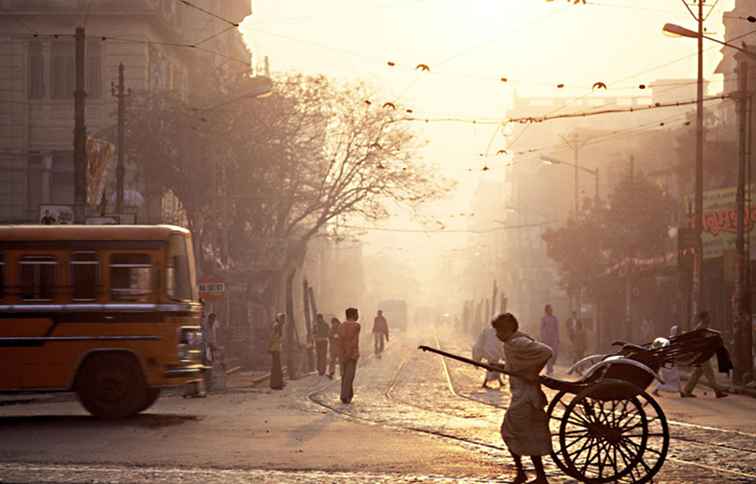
xmin=690 ymin=185 xmax=756 ymax=259
xmin=86 ymin=137 xmax=115 ymax=206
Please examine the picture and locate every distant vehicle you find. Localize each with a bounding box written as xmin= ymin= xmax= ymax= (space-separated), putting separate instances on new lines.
xmin=378 ymin=299 xmax=407 ymax=332
xmin=0 ymin=225 xmax=205 ymax=418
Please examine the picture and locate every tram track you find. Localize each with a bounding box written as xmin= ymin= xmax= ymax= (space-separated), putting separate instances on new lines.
xmin=433 ymin=333 xmax=756 ymax=480
xmin=306 ymin=332 xmax=756 ymax=481
xmin=306 ymin=350 xmax=508 ymax=453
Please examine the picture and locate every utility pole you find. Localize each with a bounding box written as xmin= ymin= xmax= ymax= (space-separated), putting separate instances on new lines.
xmin=111 ymin=63 xmax=131 ymax=215
xmin=734 ymin=49 xmax=754 ymax=384
xmin=73 ymin=26 xmax=87 ymax=224
xmin=691 ymin=0 xmax=705 ymax=325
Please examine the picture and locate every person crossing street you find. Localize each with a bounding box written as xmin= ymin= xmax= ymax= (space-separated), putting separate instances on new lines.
xmin=372 ymin=310 xmax=389 ymax=358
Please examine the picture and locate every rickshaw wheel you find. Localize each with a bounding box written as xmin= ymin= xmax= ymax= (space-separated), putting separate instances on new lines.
xmin=555 ymin=380 xmax=668 ymax=483
xmin=616 ymin=388 xmax=670 ymax=484
xmin=547 ymin=390 xmax=580 ymax=477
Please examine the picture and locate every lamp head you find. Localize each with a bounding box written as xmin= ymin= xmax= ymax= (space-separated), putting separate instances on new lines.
xmin=662 ymin=23 xmax=698 ymax=39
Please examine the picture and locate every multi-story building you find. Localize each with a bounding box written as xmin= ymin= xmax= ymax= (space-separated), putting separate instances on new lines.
xmin=0 ymin=0 xmax=251 ymax=223
xmin=499 ymin=87 xmax=700 ymax=344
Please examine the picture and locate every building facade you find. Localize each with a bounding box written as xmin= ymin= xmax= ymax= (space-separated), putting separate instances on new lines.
xmin=0 ymin=0 xmax=251 ymax=223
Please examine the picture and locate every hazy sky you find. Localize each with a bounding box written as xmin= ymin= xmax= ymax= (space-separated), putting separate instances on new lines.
xmin=240 ymin=0 xmax=736 ymax=258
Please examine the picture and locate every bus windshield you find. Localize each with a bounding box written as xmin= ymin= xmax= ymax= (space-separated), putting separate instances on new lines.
xmin=166 ymin=234 xmax=198 ymax=302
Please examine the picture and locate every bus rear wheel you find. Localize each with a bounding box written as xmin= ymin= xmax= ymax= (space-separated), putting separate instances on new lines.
xmin=75 ymin=352 xmax=148 ymax=419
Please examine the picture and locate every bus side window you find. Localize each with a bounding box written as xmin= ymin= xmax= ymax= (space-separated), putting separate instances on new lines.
xmin=71 ymin=252 xmax=99 ymax=302
xmin=19 ymin=256 xmax=57 ymax=301
xmin=110 ymin=254 xmax=153 ymax=302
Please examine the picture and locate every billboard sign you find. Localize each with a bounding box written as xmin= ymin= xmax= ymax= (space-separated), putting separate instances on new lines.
xmin=691 ymin=185 xmax=756 ymax=259
xmin=40 ymin=205 xmax=74 ymax=224
xmin=199 ymin=280 xmax=225 ymax=300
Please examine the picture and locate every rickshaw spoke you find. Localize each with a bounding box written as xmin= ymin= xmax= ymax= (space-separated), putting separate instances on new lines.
xmin=563 ymin=429 xmax=591 ymax=437
xmin=595 ymin=439 xmax=610 ymax=478
xmin=566 ymin=415 xmax=592 ymax=428
xmin=616 ymin=407 xmax=641 ymax=428
xmin=610 ymin=444 xmax=620 ymax=477
xmin=571 ymin=436 xmax=596 ymax=464
xmin=579 ymin=438 xmax=600 ymax=476
xmin=613 ymin=438 xmax=634 ymax=470
xmin=604 ymin=439 xmax=620 ymax=478
xmin=564 ymin=434 xmax=589 ymax=452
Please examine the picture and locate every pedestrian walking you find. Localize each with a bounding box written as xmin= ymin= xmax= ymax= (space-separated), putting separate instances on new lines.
xmin=204 ymin=313 xmax=220 ymax=391
xmin=327 ymin=317 xmax=341 ymax=379
xmin=269 ymin=313 xmax=286 ymax=390
xmin=339 ymin=307 xmax=361 ymax=404
xmin=682 ymin=311 xmax=728 ymax=398
xmin=314 ymin=313 xmax=330 ymax=376
xmin=571 ymin=319 xmax=586 ymax=364
xmin=492 ymin=313 xmax=553 ymax=484
xmin=472 ymin=325 xmax=505 ymax=389
xmin=372 ymin=310 xmax=389 ymax=358
xmin=540 ymin=304 xmax=560 ymax=375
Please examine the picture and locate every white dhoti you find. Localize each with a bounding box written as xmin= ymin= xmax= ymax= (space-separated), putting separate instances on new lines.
xmin=500 ymin=332 xmax=553 ymax=456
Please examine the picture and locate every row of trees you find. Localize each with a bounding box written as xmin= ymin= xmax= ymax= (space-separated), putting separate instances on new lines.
xmin=125 ymin=73 xmax=447 ymax=284
xmin=542 ymin=170 xmax=677 ymax=303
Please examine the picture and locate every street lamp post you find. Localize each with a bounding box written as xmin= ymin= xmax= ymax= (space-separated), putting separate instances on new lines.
xmin=540 ymin=155 xmax=599 ymax=210
xmin=663 ymin=21 xmax=756 ymax=382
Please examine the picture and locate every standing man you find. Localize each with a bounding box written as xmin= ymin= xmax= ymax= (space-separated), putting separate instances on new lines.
xmin=269 ymin=313 xmax=286 ymax=390
xmin=565 ymin=310 xmax=578 ymax=362
xmin=372 ymin=310 xmax=389 ymax=358
xmin=682 ymin=311 xmax=728 ymax=398
xmin=314 ymin=313 xmax=330 ymax=376
xmin=540 ymin=304 xmax=560 ymax=375
xmin=492 ymin=313 xmax=553 ymax=484
xmin=327 ymin=317 xmax=341 ymax=379
xmin=339 ymin=307 xmax=361 ymax=404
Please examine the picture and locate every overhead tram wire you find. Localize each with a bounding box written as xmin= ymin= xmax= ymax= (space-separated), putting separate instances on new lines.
xmin=335 ymin=221 xmax=557 ymax=234
xmin=396 ymin=92 xmax=731 ymax=127
xmin=175 ymin=0 xmax=239 ymax=27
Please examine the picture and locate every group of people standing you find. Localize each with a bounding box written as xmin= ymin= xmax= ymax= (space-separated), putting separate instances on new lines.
xmin=268 ymin=307 xmax=390 ymax=404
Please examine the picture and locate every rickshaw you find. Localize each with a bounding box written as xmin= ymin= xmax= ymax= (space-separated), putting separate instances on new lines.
xmin=420 ymin=328 xmax=728 ymax=483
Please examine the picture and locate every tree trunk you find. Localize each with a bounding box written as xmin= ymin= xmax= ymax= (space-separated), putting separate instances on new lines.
xmin=285 ymin=268 xmax=299 ymax=379
xmin=303 ymin=279 xmax=315 ymax=373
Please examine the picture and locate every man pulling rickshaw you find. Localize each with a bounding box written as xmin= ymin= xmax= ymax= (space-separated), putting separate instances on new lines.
xmin=421 ymin=311 xmax=731 ymax=483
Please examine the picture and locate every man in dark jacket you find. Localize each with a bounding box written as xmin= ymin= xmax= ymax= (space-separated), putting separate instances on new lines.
xmin=314 ymin=313 xmax=330 ymax=376
xmin=372 ymin=310 xmax=389 ymax=358
xmin=339 ymin=307 xmax=361 ymax=404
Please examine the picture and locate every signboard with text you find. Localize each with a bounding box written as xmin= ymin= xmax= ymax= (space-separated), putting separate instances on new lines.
xmin=689 ymin=185 xmax=756 ymax=259
xmin=199 ymin=280 xmax=225 ymax=300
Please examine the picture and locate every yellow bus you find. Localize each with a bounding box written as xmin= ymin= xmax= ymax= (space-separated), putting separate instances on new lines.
xmin=0 ymin=225 xmax=205 ymax=418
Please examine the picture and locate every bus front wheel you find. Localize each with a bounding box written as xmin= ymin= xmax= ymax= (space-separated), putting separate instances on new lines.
xmin=75 ymin=352 xmax=148 ymax=419
xmin=138 ymin=388 xmax=161 ymax=413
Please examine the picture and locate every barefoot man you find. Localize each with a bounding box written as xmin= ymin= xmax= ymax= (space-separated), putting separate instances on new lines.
xmin=492 ymin=312 xmax=553 ymax=484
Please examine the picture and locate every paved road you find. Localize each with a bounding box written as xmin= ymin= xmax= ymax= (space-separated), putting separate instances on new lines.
xmin=1 ymin=328 xmax=755 ymax=483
